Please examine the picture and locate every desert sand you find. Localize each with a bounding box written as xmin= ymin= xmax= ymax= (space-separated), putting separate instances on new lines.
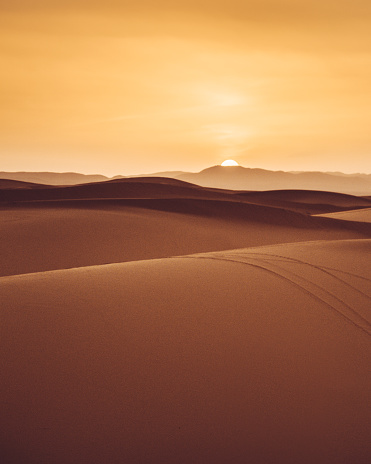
xmin=0 ymin=177 xmax=370 ymax=463
xmin=317 ymin=207 xmax=371 ymax=223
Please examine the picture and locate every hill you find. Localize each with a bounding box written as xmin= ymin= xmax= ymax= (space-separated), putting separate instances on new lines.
xmin=177 ymin=166 xmax=371 ymax=195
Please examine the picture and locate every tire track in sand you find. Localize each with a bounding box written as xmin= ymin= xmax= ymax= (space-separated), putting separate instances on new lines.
xmin=182 ymin=254 xmax=371 ymax=337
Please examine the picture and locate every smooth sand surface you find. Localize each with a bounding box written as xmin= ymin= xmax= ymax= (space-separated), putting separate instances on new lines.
xmin=1 ymin=239 xmax=370 ymax=464
xmin=1 ymin=202 xmax=370 ymax=277
xmin=317 ymin=207 xmax=371 ymax=223
xmin=234 ymin=189 xmax=371 ymax=214
xmin=2 ymin=177 xmax=371 ymax=212
xmin=1 ymin=178 xmax=370 ymax=463
xmin=1 ymin=179 xmax=371 ymax=277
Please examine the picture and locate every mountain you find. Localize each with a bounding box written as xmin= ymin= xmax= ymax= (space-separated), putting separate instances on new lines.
xmin=176 ymin=166 xmax=371 ymax=195
xmin=0 ymin=171 xmax=109 ymax=185
xmin=1 ymin=166 xmax=371 ymax=194
xmin=112 ymin=170 xmax=186 ymax=179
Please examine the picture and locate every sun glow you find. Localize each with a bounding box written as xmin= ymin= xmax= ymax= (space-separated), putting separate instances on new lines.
xmin=221 ymin=159 xmax=239 ymax=166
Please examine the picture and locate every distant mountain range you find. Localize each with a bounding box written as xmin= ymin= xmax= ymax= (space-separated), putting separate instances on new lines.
xmin=0 ymin=171 xmax=108 ymax=185
xmin=176 ymin=166 xmax=371 ymax=196
xmin=1 ymin=166 xmax=371 ymax=195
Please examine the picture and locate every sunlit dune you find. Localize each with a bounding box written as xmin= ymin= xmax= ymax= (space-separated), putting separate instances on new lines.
xmin=1 ymin=171 xmax=371 ymax=464
xmin=1 ymin=239 xmax=370 ymax=463
xmin=1 ymin=0 xmax=371 ymax=460
xmin=316 ymin=208 xmax=371 ymax=223
xmin=1 ymin=179 xmax=371 ymax=277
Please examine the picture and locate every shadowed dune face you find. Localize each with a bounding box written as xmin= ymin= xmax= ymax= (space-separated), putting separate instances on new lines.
xmin=2 ymin=177 xmax=371 ymax=213
xmin=0 ymin=179 xmax=47 ymax=189
xmin=1 ymin=178 xmax=371 ymax=277
xmin=0 ymin=203 xmax=370 ymax=277
xmin=1 ymin=177 xmax=370 ymax=463
xmin=234 ymin=189 xmax=371 ymax=214
xmin=0 ymin=240 xmax=370 ymax=464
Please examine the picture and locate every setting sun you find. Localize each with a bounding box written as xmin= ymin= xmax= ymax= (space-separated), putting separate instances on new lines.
xmin=1 ymin=2 xmax=371 ymax=463
xmin=221 ymin=159 xmax=239 ymax=166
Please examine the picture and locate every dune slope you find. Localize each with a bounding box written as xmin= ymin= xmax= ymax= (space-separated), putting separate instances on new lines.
xmin=1 ymin=177 xmax=371 ymax=277
xmin=1 ymin=199 xmax=370 ymax=277
xmin=0 ymin=239 xmax=370 ymax=464
xmin=317 ymin=207 xmax=371 ymax=223
xmin=2 ymin=177 xmax=371 ymax=214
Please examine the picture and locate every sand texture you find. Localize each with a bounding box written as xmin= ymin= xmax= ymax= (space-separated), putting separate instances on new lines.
xmin=317 ymin=207 xmax=371 ymax=223
xmin=0 ymin=178 xmax=370 ymax=463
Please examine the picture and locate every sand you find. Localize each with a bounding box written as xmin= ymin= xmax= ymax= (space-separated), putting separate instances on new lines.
xmin=1 ymin=179 xmax=371 ymax=277
xmin=0 ymin=177 xmax=370 ymax=463
xmin=317 ymin=207 xmax=371 ymax=223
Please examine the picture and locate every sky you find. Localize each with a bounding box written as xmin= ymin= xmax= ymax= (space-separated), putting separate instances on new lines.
xmin=1 ymin=0 xmax=371 ymax=176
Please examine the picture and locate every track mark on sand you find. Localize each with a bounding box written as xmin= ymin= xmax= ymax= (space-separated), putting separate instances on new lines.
xmin=230 ymin=254 xmax=371 ymax=328
xmin=229 ymin=252 xmax=371 ymax=299
xmin=181 ymin=254 xmax=371 ymax=337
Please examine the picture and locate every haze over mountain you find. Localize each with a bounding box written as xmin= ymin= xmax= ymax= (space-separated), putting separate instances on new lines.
xmin=176 ymin=166 xmax=371 ymax=195
xmin=1 ymin=165 xmax=371 ymax=195
xmin=0 ymin=171 xmax=109 ymax=185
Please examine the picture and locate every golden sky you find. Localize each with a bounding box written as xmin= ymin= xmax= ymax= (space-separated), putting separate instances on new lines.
xmin=1 ymin=1 xmax=370 ymax=175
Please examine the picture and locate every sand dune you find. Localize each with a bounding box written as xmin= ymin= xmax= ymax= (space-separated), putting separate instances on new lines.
xmin=1 ymin=177 xmax=370 ymax=462
xmin=1 ymin=239 xmax=370 ymax=464
xmin=1 ymin=178 xmax=371 ymax=277
xmin=1 ymin=196 xmax=371 ymax=277
xmin=233 ymin=189 xmax=371 ymax=214
xmin=0 ymin=177 xmax=225 ymax=203
xmin=2 ymin=177 xmax=370 ymax=215
xmin=0 ymin=179 xmax=46 ymax=189
xmin=317 ymin=207 xmax=371 ymax=223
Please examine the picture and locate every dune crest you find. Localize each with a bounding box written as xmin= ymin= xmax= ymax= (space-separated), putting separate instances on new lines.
xmin=316 ymin=207 xmax=371 ymax=223
xmin=0 ymin=239 xmax=370 ymax=464
xmin=1 ymin=178 xmax=371 ymax=277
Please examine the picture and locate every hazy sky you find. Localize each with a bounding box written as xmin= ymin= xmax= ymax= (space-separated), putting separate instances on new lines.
xmin=1 ymin=0 xmax=370 ymax=175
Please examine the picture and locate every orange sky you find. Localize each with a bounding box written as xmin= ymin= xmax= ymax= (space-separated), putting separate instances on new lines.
xmin=1 ymin=1 xmax=370 ymax=175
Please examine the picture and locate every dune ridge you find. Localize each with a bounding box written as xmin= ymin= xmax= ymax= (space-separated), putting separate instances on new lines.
xmin=1 ymin=175 xmax=370 ymax=463
xmin=2 ymin=177 xmax=371 ymax=214
xmin=1 ymin=239 xmax=370 ymax=464
xmin=1 ymin=177 xmax=371 ymax=277
xmin=316 ymin=207 xmax=371 ymax=223
xmin=1 ymin=197 xmax=371 ymax=277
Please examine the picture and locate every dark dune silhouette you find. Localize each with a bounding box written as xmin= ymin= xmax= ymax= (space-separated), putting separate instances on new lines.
xmin=0 ymin=179 xmax=47 ymax=189
xmin=1 ymin=176 xmax=371 ymax=214
xmin=233 ymin=189 xmax=371 ymax=214
xmin=1 ymin=177 xmax=371 ymax=277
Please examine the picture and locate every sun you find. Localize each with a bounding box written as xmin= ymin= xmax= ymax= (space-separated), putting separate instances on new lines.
xmin=221 ymin=159 xmax=239 ymax=166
